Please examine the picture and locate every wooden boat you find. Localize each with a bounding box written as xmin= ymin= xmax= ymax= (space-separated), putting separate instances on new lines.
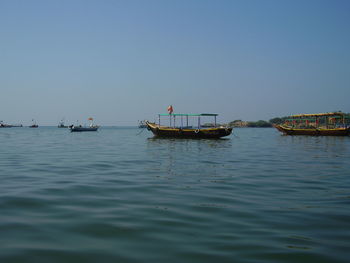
xmin=69 ymin=117 xmax=99 ymax=132
xmin=274 ymin=112 xmax=350 ymax=136
xmin=146 ymin=113 xmax=232 ymax=139
xmin=69 ymin=125 xmax=99 ymax=132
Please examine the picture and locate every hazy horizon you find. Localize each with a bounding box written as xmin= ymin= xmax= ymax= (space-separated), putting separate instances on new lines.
xmin=1 ymin=0 xmax=349 ymax=126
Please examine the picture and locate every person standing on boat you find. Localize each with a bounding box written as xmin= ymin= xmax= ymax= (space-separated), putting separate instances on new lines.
xmin=167 ymin=105 xmax=173 ymax=114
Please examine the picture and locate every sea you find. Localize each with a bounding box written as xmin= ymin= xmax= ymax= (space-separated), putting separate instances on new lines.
xmin=0 ymin=127 xmax=349 ymax=263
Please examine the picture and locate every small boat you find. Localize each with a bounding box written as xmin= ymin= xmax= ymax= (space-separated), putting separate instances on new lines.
xmin=69 ymin=125 xmax=99 ymax=132
xmin=274 ymin=112 xmax=350 ymax=136
xmin=29 ymin=119 xmax=38 ymax=128
xmin=146 ymin=113 xmax=232 ymax=139
xmin=69 ymin=117 xmax=99 ymax=132
xmin=58 ymin=119 xmax=68 ymax=128
xmin=0 ymin=121 xmax=12 ymax=128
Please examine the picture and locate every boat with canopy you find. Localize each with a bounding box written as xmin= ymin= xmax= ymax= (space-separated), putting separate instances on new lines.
xmin=145 ymin=113 xmax=232 ymax=139
xmin=274 ymin=112 xmax=350 ymax=136
xmin=70 ymin=117 xmax=99 ymax=132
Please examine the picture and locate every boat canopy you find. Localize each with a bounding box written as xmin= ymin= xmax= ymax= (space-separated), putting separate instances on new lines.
xmin=157 ymin=113 xmax=219 ymax=128
xmin=285 ymin=116 xmax=345 ymax=121
xmin=290 ymin=112 xmax=345 ymax=118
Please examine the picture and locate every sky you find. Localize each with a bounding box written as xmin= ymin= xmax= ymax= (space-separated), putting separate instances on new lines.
xmin=1 ymin=0 xmax=349 ymax=125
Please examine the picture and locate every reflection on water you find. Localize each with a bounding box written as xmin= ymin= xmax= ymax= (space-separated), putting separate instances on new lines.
xmin=147 ymin=137 xmax=232 ymax=148
xmin=276 ymin=135 xmax=349 ymax=160
xmin=146 ymin=137 xmax=233 ymax=178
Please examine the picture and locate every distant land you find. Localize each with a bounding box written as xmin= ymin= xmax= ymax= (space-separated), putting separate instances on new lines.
xmin=228 ymin=120 xmax=272 ymax=128
xmin=228 ymin=112 xmax=350 ymax=128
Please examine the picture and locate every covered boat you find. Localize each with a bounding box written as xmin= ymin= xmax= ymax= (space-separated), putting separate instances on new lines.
xmin=146 ymin=113 xmax=232 ymax=139
xmin=274 ymin=112 xmax=350 ymax=136
xmin=70 ymin=117 xmax=99 ymax=132
xmin=0 ymin=121 xmax=12 ymax=128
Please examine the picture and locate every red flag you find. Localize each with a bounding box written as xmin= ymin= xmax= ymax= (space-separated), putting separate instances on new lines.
xmin=88 ymin=117 xmax=93 ymax=121
xmin=167 ymin=105 xmax=173 ymax=114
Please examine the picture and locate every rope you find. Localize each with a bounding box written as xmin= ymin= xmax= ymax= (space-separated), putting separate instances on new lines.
xmin=136 ymin=128 xmax=146 ymax=135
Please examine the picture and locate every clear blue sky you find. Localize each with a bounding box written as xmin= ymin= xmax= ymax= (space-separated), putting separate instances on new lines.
xmin=1 ymin=0 xmax=349 ymax=125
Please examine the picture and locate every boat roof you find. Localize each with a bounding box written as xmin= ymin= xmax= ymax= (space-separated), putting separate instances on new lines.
xmin=159 ymin=113 xmax=218 ymax=117
xmin=290 ymin=112 xmax=345 ymax=118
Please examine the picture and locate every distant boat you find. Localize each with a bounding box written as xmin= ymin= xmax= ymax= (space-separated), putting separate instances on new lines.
xmin=69 ymin=125 xmax=99 ymax=132
xmin=146 ymin=113 xmax=232 ymax=139
xmin=274 ymin=112 xmax=350 ymax=136
xmin=29 ymin=119 xmax=38 ymax=128
xmin=0 ymin=121 xmax=11 ymax=128
xmin=0 ymin=121 xmax=23 ymax=128
xmin=69 ymin=117 xmax=99 ymax=132
xmin=58 ymin=119 xmax=68 ymax=128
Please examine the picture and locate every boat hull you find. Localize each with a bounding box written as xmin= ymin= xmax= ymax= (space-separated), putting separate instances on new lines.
xmin=146 ymin=122 xmax=232 ymax=139
xmin=70 ymin=127 xmax=99 ymax=132
xmin=274 ymin=125 xmax=350 ymax=136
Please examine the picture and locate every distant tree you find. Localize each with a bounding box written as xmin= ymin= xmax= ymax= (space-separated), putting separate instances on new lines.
xmin=228 ymin=120 xmax=242 ymax=127
xmin=269 ymin=116 xmax=289 ymax=124
xmin=247 ymin=120 xmax=272 ymax=127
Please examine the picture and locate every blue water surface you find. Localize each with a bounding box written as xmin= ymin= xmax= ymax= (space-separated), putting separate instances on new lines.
xmin=0 ymin=127 xmax=349 ymax=263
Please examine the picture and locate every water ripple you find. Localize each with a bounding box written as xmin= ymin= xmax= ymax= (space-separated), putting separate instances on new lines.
xmin=0 ymin=128 xmax=349 ymax=262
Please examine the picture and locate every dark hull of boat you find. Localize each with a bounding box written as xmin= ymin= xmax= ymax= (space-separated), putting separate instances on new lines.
xmin=146 ymin=122 xmax=232 ymax=139
xmin=70 ymin=127 xmax=99 ymax=132
xmin=275 ymin=125 xmax=350 ymax=136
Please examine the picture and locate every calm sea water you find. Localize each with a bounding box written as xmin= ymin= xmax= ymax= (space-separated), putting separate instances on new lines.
xmin=0 ymin=127 xmax=349 ymax=263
